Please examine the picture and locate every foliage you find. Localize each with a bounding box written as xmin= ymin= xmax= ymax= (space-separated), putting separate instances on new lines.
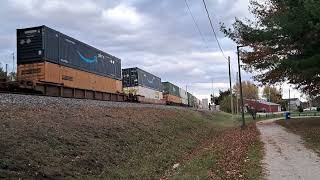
xmin=247 ymin=107 xmax=257 ymax=120
xmin=233 ymin=81 xmax=259 ymax=100
xmin=220 ymin=95 xmax=236 ymax=113
xmin=298 ymin=106 xmax=304 ymax=112
xmin=218 ymin=90 xmax=230 ymax=105
xmin=0 ymin=66 xmax=6 ymax=80
xmin=312 ymin=96 xmax=320 ymax=107
xmin=221 ymin=0 xmax=320 ymax=95
xmin=262 ymin=85 xmax=282 ymax=103
xmin=172 ymin=123 xmax=262 ymax=179
xmin=7 ymin=72 xmax=16 ymax=81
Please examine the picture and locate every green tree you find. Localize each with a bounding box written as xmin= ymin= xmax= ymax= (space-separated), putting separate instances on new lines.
xmin=0 ymin=66 xmax=6 ymax=80
xmin=7 ymin=72 xmax=16 ymax=81
xmin=233 ymin=81 xmax=259 ymax=100
xmin=262 ymin=86 xmax=282 ymax=103
xmin=220 ymin=95 xmax=236 ymax=113
xmin=221 ymin=0 xmax=320 ymax=95
xmin=217 ymin=90 xmax=230 ymax=105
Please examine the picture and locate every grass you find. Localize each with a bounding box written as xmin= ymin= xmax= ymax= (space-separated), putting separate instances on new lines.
xmin=0 ymin=104 xmax=264 ymax=179
xmin=0 ymin=105 xmax=246 ymax=179
xmin=169 ymin=122 xmax=262 ymax=180
xmin=171 ymin=151 xmax=217 ymax=180
xmin=276 ymin=117 xmax=320 ymax=155
xmin=242 ymin=138 xmax=264 ymax=180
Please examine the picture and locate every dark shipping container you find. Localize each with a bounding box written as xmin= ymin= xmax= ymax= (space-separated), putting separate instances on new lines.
xmin=187 ymin=92 xmax=195 ymax=107
xmin=122 ymin=67 xmax=161 ymax=91
xmin=162 ymin=82 xmax=180 ymax=97
xmin=17 ymin=25 xmax=121 ymax=80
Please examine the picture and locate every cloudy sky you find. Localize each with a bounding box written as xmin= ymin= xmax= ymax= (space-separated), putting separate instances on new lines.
xmin=0 ymin=0 xmax=302 ymax=100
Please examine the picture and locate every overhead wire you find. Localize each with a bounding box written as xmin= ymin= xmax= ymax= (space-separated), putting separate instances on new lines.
xmin=184 ymin=0 xmax=209 ymax=50
xmin=201 ymin=0 xmax=228 ymax=60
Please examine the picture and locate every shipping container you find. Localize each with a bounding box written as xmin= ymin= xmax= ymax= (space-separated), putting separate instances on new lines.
xmin=162 ymin=82 xmax=180 ymax=97
xmin=17 ymin=62 xmax=123 ymax=93
xmin=179 ymin=88 xmax=188 ymax=105
xmin=17 ymin=25 xmax=121 ymax=80
xmin=122 ymin=67 xmax=161 ymax=91
xmin=163 ymin=94 xmax=182 ymax=105
xmin=196 ymin=98 xmax=202 ymax=108
xmin=123 ymin=86 xmax=163 ymax=100
xmin=187 ymin=92 xmax=195 ymax=107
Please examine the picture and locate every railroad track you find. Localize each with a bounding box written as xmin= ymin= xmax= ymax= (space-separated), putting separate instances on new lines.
xmin=0 ymin=81 xmax=130 ymax=103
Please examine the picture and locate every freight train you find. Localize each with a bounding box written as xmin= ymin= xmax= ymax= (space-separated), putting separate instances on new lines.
xmin=2 ymin=25 xmax=201 ymax=107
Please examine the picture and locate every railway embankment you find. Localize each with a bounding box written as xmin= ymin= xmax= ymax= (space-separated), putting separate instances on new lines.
xmin=0 ymin=93 xmax=261 ymax=179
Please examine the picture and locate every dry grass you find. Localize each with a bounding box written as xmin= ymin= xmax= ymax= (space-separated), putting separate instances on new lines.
xmin=0 ymin=105 xmax=228 ymax=179
xmin=170 ymin=123 xmax=263 ymax=180
xmin=276 ymin=117 xmax=320 ymax=155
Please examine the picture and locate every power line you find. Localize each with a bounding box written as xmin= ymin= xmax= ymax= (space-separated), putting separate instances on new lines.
xmin=201 ymin=0 xmax=228 ymax=60
xmin=184 ymin=0 xmax=209 ymax=50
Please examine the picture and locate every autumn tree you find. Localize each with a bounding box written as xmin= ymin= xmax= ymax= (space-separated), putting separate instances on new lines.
xmin=221 ymin=0 xmax=320 ymax=96
xmin=233 ymin=81 xmax=259 ymax=100
xmin=262 ymin=85 xmax=282 ymax=103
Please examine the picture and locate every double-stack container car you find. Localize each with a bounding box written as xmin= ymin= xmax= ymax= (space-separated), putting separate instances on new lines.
xmin=122 ymin=67 xmax=165 ymax=104
xmin=16 ymin=25 xmax=125 ymax=101
xmin=162 ymin=82 xmax=182 ymax=105
xmin=9 ymin=25 xmax=202 ymax=105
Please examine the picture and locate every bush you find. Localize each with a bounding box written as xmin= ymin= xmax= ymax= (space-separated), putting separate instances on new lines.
xmin=220 ymin=96 xmax=236 ymax=113
xmin=298 ymin=106 xmax=303 ymax=112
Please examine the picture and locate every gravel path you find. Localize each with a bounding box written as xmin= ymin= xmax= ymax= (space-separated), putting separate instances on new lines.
xmin=257 ymin=120 xmax=320 ymax=180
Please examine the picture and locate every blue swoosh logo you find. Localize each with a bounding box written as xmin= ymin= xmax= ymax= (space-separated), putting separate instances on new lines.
xmin=77 ymin=51 xmax=97 ymax=63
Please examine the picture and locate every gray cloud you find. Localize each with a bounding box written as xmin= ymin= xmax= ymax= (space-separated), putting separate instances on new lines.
xmin=0 ymin=0 xmax=253 ymax=99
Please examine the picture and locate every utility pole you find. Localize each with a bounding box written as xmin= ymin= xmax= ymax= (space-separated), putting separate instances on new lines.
xmin=269 ymin=86 xmax=271 ymax=113
xmin=236 ymin=72 xmax=239 ymax=114
xmin=12 ymin=52 xmax=15 ymax=72
xmin=237 ymin=46 xmax=245 ymax=128
xmin=228 ymin=56 xmax=234 ymax=119
xmin=212 ymin=79 xmax=214 ymax=110
xmin=5 ymin=64 xmax=8 ymax=77
xmin=288 ymin=88 xmax=291 ymax=112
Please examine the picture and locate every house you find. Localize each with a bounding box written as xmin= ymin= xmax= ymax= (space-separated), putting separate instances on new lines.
xmin=245 ymin=99 xmax=281 ymax=113
xmin=283 ymin=98 xmax=301 ymax=110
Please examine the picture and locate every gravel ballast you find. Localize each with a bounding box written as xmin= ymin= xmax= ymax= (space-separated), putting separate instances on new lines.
xmin=0 ymin=93 xmax=189 ymax=110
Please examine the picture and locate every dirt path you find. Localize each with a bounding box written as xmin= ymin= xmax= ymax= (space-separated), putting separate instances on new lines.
xmin=257 ymin=120 xmax=320 ymax=180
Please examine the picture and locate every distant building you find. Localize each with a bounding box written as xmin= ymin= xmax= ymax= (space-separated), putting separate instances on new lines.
xmin=202 ymin=98 xmax=209 ymax=110
xmin=245 ymin=99 xmax=281 ymax=113
xmin=283 ymin=98 xmax=301 ymax=110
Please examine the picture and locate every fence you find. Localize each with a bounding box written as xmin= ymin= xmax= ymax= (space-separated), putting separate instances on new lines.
xmin=256 ymin=112 xmax=320 ymax=120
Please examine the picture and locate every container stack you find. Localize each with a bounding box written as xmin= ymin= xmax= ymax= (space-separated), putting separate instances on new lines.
xmin=162 ymin=82 xmax=182 ymax=105
xmin=122 ymin=67 xmax=164 ymax=104
xmin=179 ymin=87 xmax=188 ymax=106
xmin=17 ymin=25 xmax=122 ymax=94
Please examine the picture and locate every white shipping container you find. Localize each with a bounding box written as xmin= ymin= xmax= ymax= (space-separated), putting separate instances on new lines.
xmin=179 ymin=88 xmax=188 ymax=105
xmin=123 ymin=86 xmax=163 ymax=100
xmin=202 ymin=99 xmax=209 ymax=109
